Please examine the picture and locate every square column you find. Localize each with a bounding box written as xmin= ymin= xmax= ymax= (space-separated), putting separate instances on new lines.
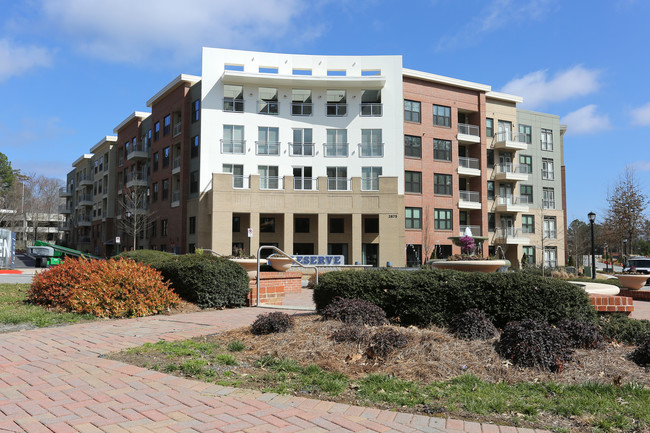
xmin=283 ymin=213 xmax=294 ymax=254
xmin=317 ymin=213 xmax=328 ymax=255
xmin=351 ymin=213 xmax=362 ymax=265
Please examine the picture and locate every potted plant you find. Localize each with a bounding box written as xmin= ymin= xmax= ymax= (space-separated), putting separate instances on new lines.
xmin=228 ymin=247 xmax=266 ymax=278
xmin=427 ymin=234 xmax=510 ymax=273
xmin=615 ymin=267 xmax=649 ymax=290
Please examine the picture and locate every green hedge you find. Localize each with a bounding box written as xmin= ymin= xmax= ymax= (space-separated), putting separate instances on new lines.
xmin=156 ymin=254 xmax=249 ymax=309
xmin=313 ymin=269 xmax=596 ymax=328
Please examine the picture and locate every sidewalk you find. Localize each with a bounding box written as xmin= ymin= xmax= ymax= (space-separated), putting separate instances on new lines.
xmin=0 ymin=305 xmax=552 ymax=433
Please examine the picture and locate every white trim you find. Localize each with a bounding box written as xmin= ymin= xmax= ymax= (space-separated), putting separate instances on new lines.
xmin=402 ymin=68 xmax=491 ymax=92
xmin=146 ymin=74 xmax=201 ymax=107
xmin=72 ymin=154 xmax=92 ymax=167
xmin=90 ymin=135 xmax=117 ymax=153
xmin=113 ymin=111 xmax=151 ymax=133
xmin=486 ymin=91 xmax=523 ymax=103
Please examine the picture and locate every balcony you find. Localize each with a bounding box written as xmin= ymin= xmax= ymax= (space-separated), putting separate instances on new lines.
xmin=358 ymin=142 xmax=384 ymax=158
xmin=255 ymin=141 xmax=281 ymax=156
xmin=59 ymin=186 xmax=72 ymax=197
xmin=59 ymin=203 xmax=73 ymax=214
xmin=173 ymin=122 xmax=181 ymax=137
xmin=457 ymin=156 xmax=480 ymax=177
xmin=258 ymin=100 xmax=279 ymax=115
xmin=78 ymin=175 xmax=93 ymax=187
xmin=327 ymin=177 xmax=350 ymax=191
xmin=493 ymin=131 xmax=528 ymax=151
xmin=231 ymin=175 xmax=249 ymax=189
xmin=126 ymin=170 xmax=148 ymax=188
xmin=126 ymin=142 xmax=148 ymax=160
xmin=495 ymin=195 xmax=530 ymax=213
xmin=326 ymin=103 xmax=347 ymax=117
xmin=171 ymin=190 xmax=180 ymax=207
xmin=291 ymin=102 xmax=312 ymax=116
xmin=77 ymin=194 xmax=93 ymax=207
xmin=77 ymin=215 xmax=92 ymax=227
xmin=459 ymin=225 xmax=481 ymax=237
xmin=495 ymin=227 xmax=530 ymax=245
xmin=494 ymin=163 xmax=530 ymax=182
xmin=59 ymin=221 xmax=71 ymax=231
xmin=458 ymin=190 xmax=481 ymax=210
xmin=360 ymin=103 xmax=382 ymax=117
xmin=293 ymin=177 xmax=318 ymax=191
xmin=324 ymin=142 xmax=349 ymax=158
xmin=172 ymin=156 xmax=181 ymax=174
xmin=457 ymin=123 xmax=480 ymax=144
xmin=289 ymin=143 xmax=314 ymax=157
xmin=221 ymin=139 xmax=246 ymax=155
xmin=223 ymin=98 xmax=244 ymax=112
xmin=260 ymin=176 xmax=283 ymax=190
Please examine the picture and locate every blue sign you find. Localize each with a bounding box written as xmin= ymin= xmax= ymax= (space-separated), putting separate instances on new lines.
xmin=292 ymin=255 xmax=344 ymax=266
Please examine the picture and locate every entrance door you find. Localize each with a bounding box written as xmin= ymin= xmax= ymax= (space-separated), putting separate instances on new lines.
xmin=498 ymin=120 xmax=512 ymax=141
xmin=362 ymin=243 xmax=379 ymax=267
xmin=499 ymin=183 xmax=513 ymax=205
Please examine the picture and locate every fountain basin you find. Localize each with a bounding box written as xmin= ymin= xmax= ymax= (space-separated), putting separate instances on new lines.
xmin=427 ymin=259 xmax=510 ymax=273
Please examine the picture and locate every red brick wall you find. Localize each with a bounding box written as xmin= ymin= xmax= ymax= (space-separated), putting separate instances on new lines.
xmin=247 ymin=272 xmax=302 ymax=305
xmin=589 ymin=294 xmax=634 ymax=313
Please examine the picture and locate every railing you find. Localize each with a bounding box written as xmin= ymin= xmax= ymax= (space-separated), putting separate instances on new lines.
xmin=126 ymin=141 xmax=147 ymax=157
xmin=496 ymin=163 xmax=530 ymax=174
xmin=498 ymin=195 xmax=530 ymax=206
xmin=258 ymin=100 xmax=279 ymax=115
xmin=172 ymin=155 xmax=181 ymax=170
xmin=496 ymin=227 xmax=525 ymax=239
xmin=326 ymin=103 xmax=347 ymax=117
xmin=255 ymin=141 xmax=281 ymax=156
xmin=360 ymin=103 xmax=382 ymax=117
xmin=59 ymin=186 xmax=72 ymax=196
xmin=291 ymin=102 xmax=312 ymax=116
xmin=232 ymin=175 xmax=249 ymax=189
xmin=220 ymin=139 xmax=246 ymax=154
xmin=495 ymin=131 xmax=528 ymax=143
xmin=77 ymin=215 xmax=92 ymax=225
xmin=327 ymin=177 xmax=350 ymax=191
xmin=223 ymin=98 xmax=244 ymax=112
xmin=289 ymin=142 xmax=315 ymax=156
xmin=541 ymin=138 xmax=554 ymax=151
xmin=458 ymin=156 xmax=480 ymax=170
xmin=58 ymin=204 xmax=72 ymax=212
xmin=293 ymin=178 xmax=318 ymax=191
xmin=543 ymin=199 xmax=555 ymax=209
xmin=544 ymin=229 xmax=557 ymax=239
xmin=458 ymin=123 xmax=479 ymax=137
xmin=324 ymin=143 xmax=348 ymax=157
xmin=78 ymin=194 xmax=93 ymax=203
xmin=173 ymin=122 xmax=182 ymax=137
xmin=78 ymin=174 xmax=92 ymax=183
xmin=359 ymin=143 xmax=384 ymax=157
xmin=260 ymin=176 xmax=283 ymax=190
xmin=542 ymin=169 xmax=555 ymax=180
xmin=459 ymin=225 xmax=481 ymax=236
xmin=459 ymin=190 xmax=480 ymax=203
xmin=171 ymin=190 xmax=180 ymax=203
xmin=126 ymin=170 xmax=148 ymax=183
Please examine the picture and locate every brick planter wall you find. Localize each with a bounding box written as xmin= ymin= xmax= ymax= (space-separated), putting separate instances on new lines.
xmin=247 ymin=271 xmax=302 ymax=306
xmin=619 ymin=289 xmax=650 ymax=301
xmin=589 ymin=294 xmax=634 ymax=314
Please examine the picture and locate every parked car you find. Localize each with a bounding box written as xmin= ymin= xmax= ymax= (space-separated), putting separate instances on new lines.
xmin=625 ymin=256 xmax=650 ymax=278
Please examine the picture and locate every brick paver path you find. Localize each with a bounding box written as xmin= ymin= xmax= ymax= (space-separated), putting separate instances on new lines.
xmin=0 ymin=307 xmax=551 ymax=433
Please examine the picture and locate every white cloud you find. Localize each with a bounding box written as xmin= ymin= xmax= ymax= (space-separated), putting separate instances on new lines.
xmin=38 ymin=0 xmax=309 ymax=65
xmin=0 ymin=117 xmax=76 ymax=147
xmin=631 ymin=161 xmax=650 ymax=172
xmin=631 ymin=102 xmax=650 ymax=126
xmin=0 ymin=39 xmax=53 ymax=82
xmin=501 ymin=65 xmax=601 ymax=109
xmin=561 ymin=105 xmax=610 ymax=135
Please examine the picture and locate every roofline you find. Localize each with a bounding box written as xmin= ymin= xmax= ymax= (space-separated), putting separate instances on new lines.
xmin=146 ymin=74 xmax=201 ymax=107
xmin=72 ymin=154 xmax=92 ymax=167
xmin=402 ymin=68 xmax=491 ymax=92
xmin=89 ymin=135 xmax=117 ymax=153
xmin=486 ymin=91 xmax=523 ymax=104
xmin=113 ymin=111 xmax=151 ymax=134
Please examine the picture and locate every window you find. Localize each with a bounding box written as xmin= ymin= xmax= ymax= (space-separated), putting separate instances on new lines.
xmin=519 ymin=124 xmax=532 ymax=144
xmin=541 ymin=128 xmax=553 ymax=151
xmin=260 ymin=217 xmax=275 ymax=232
xmin=434 ymin=174 xmax=452 ymax=195
xmin=404 ymin=100 xmax=421 ymax=123
xmin=291 ymin=89 xmax=312 ymax=116
xmin=432 ymin=104 xmax=451 ymax=127
xmin=327 ymin=70 xmax=346 ymax=76
xmin=523 ymin=246 xmax=535 ymax=264
xmin=487 ymin=181 xmax=494 ymax=200
xmin=258 ymin=165 xmax=279 ymax=189
xmin=361 ymin=167 xmax=382 ymax=191
xmin=488 ymin=213 xmax=495 ymax=232
xmin=364 ymin=217 xmax=379 ymax=233
xmin=434 ymin=209 xmax=452 ymax=230
xmin=326 ymin=90 xmax=347 ymax=116
xmin=152 ymin=182 xmax=158 ymax=202
xmin=487 ymin=149 xmax=494 ymax=168
xmin=406 ymin=244 xmax=422 ymax=267
xmin=161 ymin=146 xmax=170 ymax=168
xmin=161 ymin=219 xmax=168 ymax=237
xmin=154 ymin=122 xmax=160 ymax=140
xmin=404 ymin=135 xmax=421 ymax=158
xmin=433 ymin=139 xmax=452 ymax=161
xmin=257 ymin=127 xmax=280 ymax=155
xmin=223 ymin=164 xmax=244 ymax=188
xmin=191 ymin=135 xmax=199 ymax=158
xmin=405 ymin=171 xmax=422 ymax=193
xmin=486 ymin=118 xmax=494 ymax=138
xmin=232 ymin=216 xmax=240 ymax=232
xmin=259 ymin=66 xmax=278 ymax=74
xmin=543 ymin=187 xmax=555 ymax=209
xmin=189 ymin=216 xmax=196 ymax=235
xmin=153 ymin=152 xmax=159 ymax=171
xmin=520 ymin=184 xmax=533 ymax=204
xmin=542 ymin=158 xmax=555 ymax=180
xmin=360 ymin=90 xmax=382 ymax=116
xmin=191 ymin=99 xmax=200 ymax=122
xmin=162 ymin=179 xmax=169 ymax=200
xmin=292 ymin=166 xmax=313 ymax=190
xmin=544 ymin=216 xmax=557 ymax=239
xmin=519 ymin=154 xmax=532 ymax=174
xmin=405 ymin=207 xmax=422 ymax=229
xmin=360 ymin=129 xmax=382 ymax=157
xmin=327 ymin=166 xmax=347 ymax=190
xmin=544 ymin=247 xmax=557 ymax=268
xmin=329 ymin=218 xmax=344 ymax=233
xmin=291 ymin=128 xmax=313 ymax=156
xmin=295 ymin=217 xmax=310 ymax=233
xmin=222 ymin=125 xmax=245 ymax=154
xmin=163 ymin=114 xmax=171 ymax=135
xmin=190 ymin=170 xmax=199 ymax=194
xmin=223 ymin=85 xmax=244 ymax=112
xmin=522 ymin=215 xmax=535 ymax=234
xmin=325 ymin=129 xmax=348 ymax=157
xmin=258 ymin=87 xmax=278 ymax=114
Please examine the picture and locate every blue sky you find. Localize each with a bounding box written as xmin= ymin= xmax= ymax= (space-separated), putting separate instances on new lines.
xmin=0 ymin=0 xmax=648 ymax=225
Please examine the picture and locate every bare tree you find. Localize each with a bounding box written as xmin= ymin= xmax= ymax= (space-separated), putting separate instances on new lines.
xmin=117 ymin=185 xmax=154 ymax=251
xmin=567 ymin=219 xmax=590 ymax=268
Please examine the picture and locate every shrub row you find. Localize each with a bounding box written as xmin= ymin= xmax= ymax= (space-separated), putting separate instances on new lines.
xmin=313 ymin=269 xmax=596 ymax=328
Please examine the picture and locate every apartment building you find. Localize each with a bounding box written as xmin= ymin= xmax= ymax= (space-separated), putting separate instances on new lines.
xmin=59 ymin=47 xmax=567 ymax=268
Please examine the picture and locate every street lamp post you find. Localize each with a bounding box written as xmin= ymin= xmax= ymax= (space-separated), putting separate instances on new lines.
xmin=588 ymin=211 xmax=596 ymax=280
xmin=604 ymin=243 xmax=609 ymax=273
xmin=623 ymin=239 xmax=628 ymax=270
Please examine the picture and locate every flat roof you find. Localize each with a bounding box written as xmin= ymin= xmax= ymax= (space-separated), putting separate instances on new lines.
xmin=486 ymin=91 xmax=523 ymax=104
xmin=113 ymin=111 xmax=150 ymax=134
xmin=89 ymin=135 xmax=117 ymax=153
xmin=146 ymin=74 xmax=201 ymax=107
xmin=222 ymin=70 xmax=386 ymax=88
xmin=72 ymin=154 xmax=92 ymax=167
xmin=402 ymin=68 xmax=491 ymax=92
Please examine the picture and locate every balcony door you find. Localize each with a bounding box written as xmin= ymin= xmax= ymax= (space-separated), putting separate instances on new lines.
xmin=500 ymin=216 xmax=514 ymax=236
xmin=499 ymin=183 xmax=513 ymax=204
xmin=498 ymin=120 xmax=512 ymax=141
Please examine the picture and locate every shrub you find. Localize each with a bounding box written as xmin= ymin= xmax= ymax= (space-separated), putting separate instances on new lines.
xmin=117 ymin=249 xmax=174 ymax=267
xmin=330 ymin=324 xmax=371 ymax=345
xmin=320 ymin=297 xmax=387 ymax=326
xmin=313 ymin=269 xmax=595 ymax=328
xmin=630 ymin=337 xmax=650 ymax=366
xmin=251 ymin=312 xmax=294 ymax=335
xmin=495 ymin=319 xmax=573 ymax=372
xmin=28 ymin=257 xmax=180 ymax=318
xmin=598 ymin=313 xmax=650 ymax=345
xmin=156 ymin=254 xmax=249 ymax=308
xmin=366 ymin=328 xmax=410 ymax=359
xmin=557 ymin=319 xmax=604 ymax=349
xmin=448 ymin=309 xmax=498 ymax=341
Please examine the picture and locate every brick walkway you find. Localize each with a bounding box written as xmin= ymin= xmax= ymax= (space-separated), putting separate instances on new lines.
xmin=0 ymin=306 xmax=550 ymax=433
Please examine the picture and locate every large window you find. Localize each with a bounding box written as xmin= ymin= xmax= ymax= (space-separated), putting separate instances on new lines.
xmin=487 ymin=149 xmax=494 ymax=168
xmin=152 ymin=182 xmax=158 ymax=202
xmin=544 ymin=247 xmax=557 ymax=268
xmin=325 ymin=129 xmax=348 ymax=157
xmin=327 ymin=167 xmax=348 ymax=190
xmin=258 ymin=87 xmax=278 ymax=115
xmin=260 ymin=217 xmax=275 ymax=233
xmin=544 ymin=216 xmax=557 ymax=239
xmin=162 ymin=179 xmax=169 ymax=200
xmin=487 ymin=181 xmax=494 ymax=200
xmin=191 ymin=99 xmax=200 ymax=122
xmin=190 ymin=170 xmax=199 ymax=194
xmin=257 ymin=127 xmax=280 ymax=155
xmin=541 ymin=128 xmax=553 ymax=151
xmin=519 ymin=124 xmax=532 ymax=144
xmin=542 ymin=158 xmax=555 ymax=180
xmin=163 ymin=114 xmax=171 ymax=135
xmin=432 ymin=104 xmax=451 ymax=127
xmin=189 ymin=216 xmax=196 ymax=234
xmin=293 ymin=166 xmax=313 ymax=190
xmin=360 ymin=89 xmax=382 ymax=116
xmin=520 ymin=184 xmax=533 ymax=204
xmin=295 ymin=217 xmax=310 ymax=233
xmin=406 ymin=244 xmax=422 ymax=267
xmin=223 ymin=85 xmax=244 ymax=112
xmin=360 ymin=129 xmax=383 ymax=157
xmin=488 ymin=212 xmax=495 ymax=232
xmin=433 ymin=139 xmax=452 ymax=161
xmin=154 ymin=121 xmax=160 ymax=141
xmin=361 ymin=167 xmax=382 ymax=191
xmin=291 ymin=89 xmax=312 ymax=116
xmin=404 ymin=100 xmax=421 ymax=123
xmin=519 ymin=154 xmax=532 ymax=174
xmin=405 ymin=171 xmax=422 ymax=194
xmin=543 ymin=187 xmax=555 ymax=209
xmin=222 ymin=125 xmax=245 ymax=154
xmin=162 ymin=146 xmax=170 ymax=167
xmin=291 ymin=129 xmax=314 ymax=156
xmin=434 ymin=173 xmax=452 ymax=195
xmin=405 ymin=207 xmax=422 ymax=229
xmin=153 ymin=152 xmax=159 ymax=171
xmin=258 ymin=165 xmax=279 ymax=189
xmin=191 ymin=135 xmax=199 ymax=159
xmin=404 ymin=135 xmax=421 ymax=158
xmin=326 ymin=90 xmax=347 ymax=116
xmin=523 ymin=246 xmax=535 ymax=264
xmin=161 ymin=219 xmax=168 ymax=237
xmin=522 ymin=215 xmax=535 ymax=234
xmin=486 ymin=118 xmax=494 ymax=138
xmin=434 ymin=209 xmax=452 ymax=230
xmin=223 ymin=164 xmax=244 ymax=188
